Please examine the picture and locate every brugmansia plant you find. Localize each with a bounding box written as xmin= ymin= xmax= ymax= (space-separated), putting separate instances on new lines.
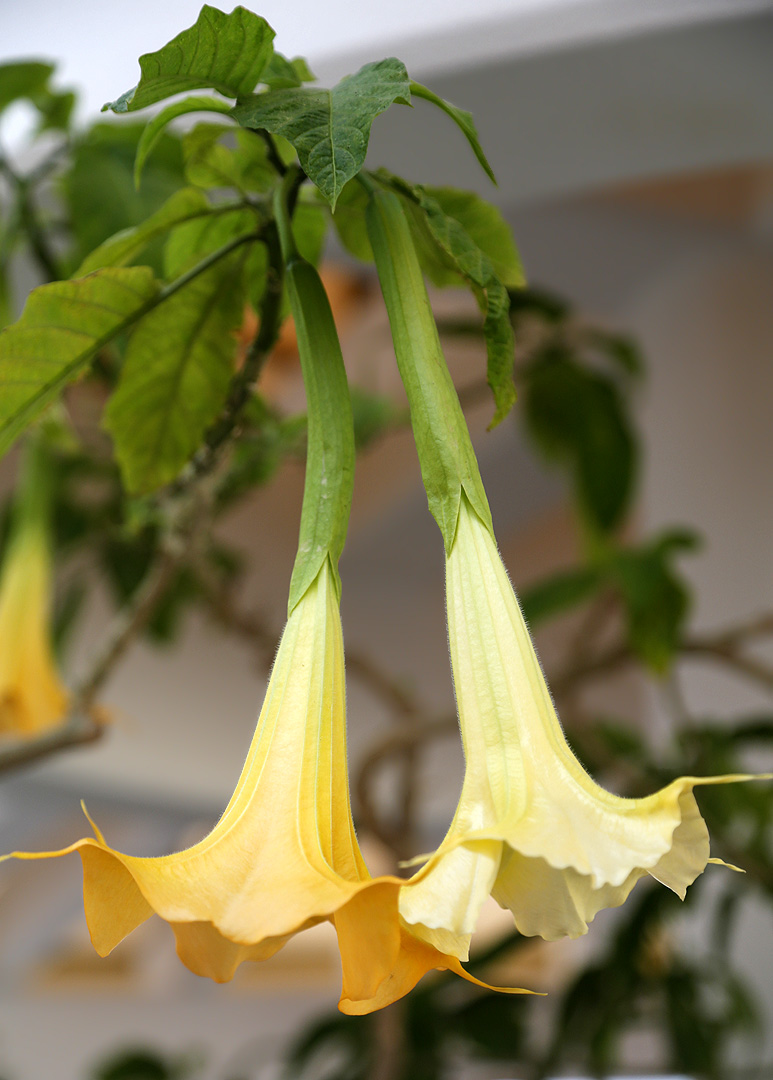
xmin=0 ymin=6 xmax=771 ymax=1077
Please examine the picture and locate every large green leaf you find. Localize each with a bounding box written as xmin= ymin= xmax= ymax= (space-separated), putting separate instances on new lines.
xmin=0 ymin=268 xmax=158 ymax=456
xmin=77 ymin=187 xmax=211 ymax=275
xmin=523 ymin=348 xmax=637 ymax=534
xmin=410 ymin=81 xmax=496 ymax=184
xmin=104 ymin=251 xmax=249 ymax=493
xmin=163 ymin=206 xmax=260 ymax=279
xmin=104 ymin=5 xmax=275 ymax=113
xmin=232 ymin=59 xmax=411 ymax=207
xmin=62 ymin=122 xmax=187 ymax=273
xmin=134 ymin=96 xmax=234 ymax=188
xmin=384 ymin=173 xmax=517 ymax=427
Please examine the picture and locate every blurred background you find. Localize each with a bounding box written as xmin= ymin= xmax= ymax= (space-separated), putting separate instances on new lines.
xmin=0 ymin=1 xmax=772 ymax=1077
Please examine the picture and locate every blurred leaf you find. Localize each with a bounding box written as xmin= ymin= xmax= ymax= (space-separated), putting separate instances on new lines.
xmin=163 ymin=207 xmax=260 ymax=278
xmin=451 ymin=993 xmax=526 ymax=1061
xmin=522 ymin=348 xmax=637 ymax=534
xmin=410 ymin=81 xmax=496 ymax=184
xmin=62 ymin=122 xmax=187 ymax=273
xmin=261 ymin=52 xmax=316 ymax=90
xmin=384 ymin=173 xmax=516 ymax=427
xmin=584 ymin=326 xmax=645 ymax=377
xmin=103 ymin=6 xmax=275 ymax=113
xmin=92 ymin=1047 xmax=196 ymax=1080
xmin=509 ymin=285 xmax=571 ymax=325
xmin=35 ymin=89 xmax=75 ymax=133
xmin=77 ymin=187 xmax=211 ymax=275
xmin=0 ymin=61 xmax=52 ymax=112
xmin=0 ymin=267 xmax=158 ymax=457
xmin=328 ymin=178 xmax=373 ymax=261
xmin=292 ymin=202 xmax=328 ymax=266
xmin=104 ymin=248 xmax=249 ymax=493
xmin=519 ymin=565 xmax=603 ymax=626
xmin=134 ymin=96 xmax=234 ymax=187
xmin=232 ymin=59 xmax=411 ymax=207
xmin=182 ymin=122 xmax=275 ymax=193
xmin=608 ymin=530 xmax=699 ymax=673
xmin=350 ymin=387 xmax=406 ymax=449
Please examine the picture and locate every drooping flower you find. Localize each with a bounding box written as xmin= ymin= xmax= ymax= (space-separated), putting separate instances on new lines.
xmin=399 ymin=495 xmax=756 ymax=958
xmin=0 ymin=440 xmax=71 ymax=736
xmin=3 ymin=556 xmax=530 ymax=1010
xmin=362 ymin=185 xmax=761 ymax=963
xmin=3 ymin=182 xmax=534 ymax=1009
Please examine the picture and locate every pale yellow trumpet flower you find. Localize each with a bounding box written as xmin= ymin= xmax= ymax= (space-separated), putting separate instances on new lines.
xmin=400 ymin=496 xmax=757 ymax=960
xmin=0 ymin=437 xmax=73 ymax=736
xmin=0 ymin=525 xmax=69 ymax=736
xmin=4 ymin=557 xmax=530 ymax=1011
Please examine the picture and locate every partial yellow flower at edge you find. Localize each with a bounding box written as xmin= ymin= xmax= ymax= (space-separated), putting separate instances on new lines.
xmin=0 ymin=521 xmax=69 ymax=737
xmin=400 ymin=496 xmax=766 ymax=960
xmin=3 ymin=558 xmax=533 ymax=1013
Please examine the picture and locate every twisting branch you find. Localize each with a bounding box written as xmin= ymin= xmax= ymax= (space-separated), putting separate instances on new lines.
xmin=552 ymin=613 xmax=773 ymax=696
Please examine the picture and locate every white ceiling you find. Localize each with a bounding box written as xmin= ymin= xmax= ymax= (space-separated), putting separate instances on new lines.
xmin=0 ymin=0 xmax=770 ymax=134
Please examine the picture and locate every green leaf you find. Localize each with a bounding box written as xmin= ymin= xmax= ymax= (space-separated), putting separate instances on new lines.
xmin=520 ymin=565 xmax=604 ymax=626
xmin=76 ymin=187 xmax=211 ymax=275
xmin=134 ymin=96 xmax=234 ymax=188
xmin=104 ymin=250 xmax=249 ymax=493
xmin=608 ymin=530 xmax=700 ymax=673
xmin=584 ymin=327 xmax=645 ymax=377
xmin=523 ymin=348 xmax=637 ymax=534
xmin=410 ymin=80 xmax=496 ymax=184
xmin=384 ymin=173 xmax=516 ymax=427
xmin=0 ymin=61 xmax=74 ymax=133
xmin=292 ymin=201 xmax=328 ymax=266
xmin=261 ymin=52 xmax=315 ymax=90
xmin=62 ymin=122 xmax=187 ymax=274
xmin=326 ymin=178 xmax=373 ymax=261
xmin=103 ymin=5 xmax=276 ymax=113
xmin=0 ymin=268 xmax=158 ymax=456
xmin=424 ymin=187 xmax=524 ymax=288
xmin=182 ymin=122 xmax=274 ymax=192
xmin=232 ymin=58 xmax=411 ymax=208
xmin=0 ymin=61 xmax=52 ymax=112
xmin=36 ymin=89 xmax=75 ymax=133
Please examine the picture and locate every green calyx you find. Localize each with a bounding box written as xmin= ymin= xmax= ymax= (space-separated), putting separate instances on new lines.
xmin=274 ymin=172 xmax=355 ymax=614
xmin=364 ymin=184 xmax=492 ymax=552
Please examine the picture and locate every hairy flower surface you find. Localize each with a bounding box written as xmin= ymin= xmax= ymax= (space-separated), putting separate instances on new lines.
xmin=5 ymin=558 xmax=528 ymax=1011
xmin=400 ymin=497 xmax=752 ymax=959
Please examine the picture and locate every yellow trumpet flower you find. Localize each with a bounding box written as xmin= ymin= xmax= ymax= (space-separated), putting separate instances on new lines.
xmin=400 ymin=496 xmax=755 ymax=959
xmin=0 ymin=445 xmax=70 ymax=737
xmin=4 ymin=557 xmax=530 ymax=1011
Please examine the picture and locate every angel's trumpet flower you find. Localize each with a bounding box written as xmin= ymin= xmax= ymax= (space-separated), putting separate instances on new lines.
xmin=3 ymin=176 xmax=533 ymax=1013
xmin=364 ymin=184 xmax=762 ymax=962
xmin=399 ymin=495 xmax=752 ymax=958
xmin=0 ymin=440 xmax=69 ymax=736
xmin=5 ymin=555 xmax=520 ymax=1009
